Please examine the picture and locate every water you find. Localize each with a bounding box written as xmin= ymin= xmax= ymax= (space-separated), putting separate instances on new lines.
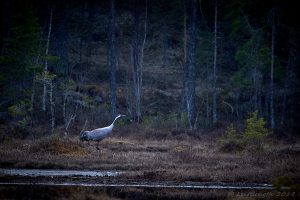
xmin=1 ymin=168 xmax=287 ymax=200
xmin=0 ymin=168 xmax=120 ymax=177
xmin=0 ymin=181 xmax=274 ymax=190
xmin=0 ymin=168 xmax=273 ymax=189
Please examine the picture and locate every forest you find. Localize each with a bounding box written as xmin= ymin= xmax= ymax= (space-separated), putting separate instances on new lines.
xmin=0 ymin=0 xmax=299 ymax=199
xmin=0 ymin=0 xmax=299 ymax=134
xmin=0 ymin=0 xmax=299 ymax=135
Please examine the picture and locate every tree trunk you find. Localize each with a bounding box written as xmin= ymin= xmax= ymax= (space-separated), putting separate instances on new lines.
xmin=212 ymin=0 xmax=218 ymax=124
xmin=109 ymin=0 xmax=117 ymax=118
xmin=138 ymin=0 xmax=147 ymax=120
xmin=57 ymin=5 xmax=69 ymax=76
xmin=253 ymin=67 xmax=258 ymax=111
xmin=30 ymin=36 xmax=42 ymax=128
xmin=257 ymin=88 xmax=262 ymax=115
xmin=30 ymin=71 xmax=37 ymax=141
xmin=42 ymin=8 xmax=53 ymax=111
xmin=264 ymin=90 xmax=269 ymax=120
xmin=281 ymin=47 xmax=297 ymax=127
xmin=63 ymin=93 xmax=67 ymax=125
xmin=184 ymin=0 xmax=197 ymax=130
xmin=125 ymin=63 xmax=133 ymax=115
xmin=131 ymin=0 xmax=147 ymax=122
xmin=206 ymin=89 xmax=210 ymax=124
xmin=49 ymin=81 xmax=55 ymax=133
xmin=132 ymin=0 xmax=140 ymax=122
xmin=30 ymin=71 xmax=36 ymax=126
xmin=183 ymin=0 xmax=187 ymax=65
xmin=281 ymin=88 xmax=286 ymax=128
xmin=181 ymin=0 xmax=187 ymax=115
xmin=270 ymin=12 xmax=275 ymax=129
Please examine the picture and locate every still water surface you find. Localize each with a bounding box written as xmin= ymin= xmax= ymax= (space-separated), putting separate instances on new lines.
xmin=0 ymin=168 xmax=284 ymax=200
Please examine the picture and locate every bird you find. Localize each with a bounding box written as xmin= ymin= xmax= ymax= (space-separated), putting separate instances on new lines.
xmin=80 ymin=114 xmax=126 ymax=147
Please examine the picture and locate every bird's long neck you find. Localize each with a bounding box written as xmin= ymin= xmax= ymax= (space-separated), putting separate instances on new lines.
xmin=110 ymin=116 xmax=120 ymax=127
xmin=107 ymin=123 xmax=114 ymax=132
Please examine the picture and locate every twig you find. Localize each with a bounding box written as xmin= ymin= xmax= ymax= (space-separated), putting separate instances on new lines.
xmin=80 ymin=119 xmax=88 ymax=135
xmin=64 ymin=114 xmax=76 ymax=139
xmin=222 ymin=100 xmax=234 ymax=114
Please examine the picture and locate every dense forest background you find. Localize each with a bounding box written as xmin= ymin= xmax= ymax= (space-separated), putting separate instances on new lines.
xmin=0 ymin=0 xmax=299 ymax=139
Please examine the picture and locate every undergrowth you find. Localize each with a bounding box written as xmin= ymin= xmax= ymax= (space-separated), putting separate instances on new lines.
xmin=219 ymin=111 xmax=269 ymax=152
xmin=30 ymin=136 xmax=87 ymax=156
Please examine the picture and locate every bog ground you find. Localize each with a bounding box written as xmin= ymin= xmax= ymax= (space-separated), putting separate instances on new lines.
xmin=1 ymin=134 xmax=299 ymax=184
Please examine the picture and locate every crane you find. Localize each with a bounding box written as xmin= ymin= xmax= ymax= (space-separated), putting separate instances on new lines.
xmin=80 ymin=114 xmax=126 ymax=148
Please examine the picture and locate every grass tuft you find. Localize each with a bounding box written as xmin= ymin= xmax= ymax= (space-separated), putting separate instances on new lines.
xmin=30 ymin=136 xmax=87 ymax=156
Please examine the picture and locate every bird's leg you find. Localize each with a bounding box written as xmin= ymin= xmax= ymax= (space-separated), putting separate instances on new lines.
xmin=96 ymin=141 xmax=100 ymax=150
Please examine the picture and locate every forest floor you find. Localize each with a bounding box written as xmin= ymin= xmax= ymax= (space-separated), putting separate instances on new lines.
xmin=0 ymin=130 xmax=299 ymax=186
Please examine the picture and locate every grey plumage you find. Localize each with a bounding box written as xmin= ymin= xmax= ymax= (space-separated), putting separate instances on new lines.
xmin=80 ymin=114 xmax=126 ymax=142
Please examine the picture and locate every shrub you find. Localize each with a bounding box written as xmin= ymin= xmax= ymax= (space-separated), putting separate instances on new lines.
xmin=219 ymin=111 xmax=268 ymax=152
xmin=8 ymin=100 xmax=31 ymax=127
xmin=30 ymin=136 xmax=87 ymax=156
xmin=219 ymin=124 xmax=243 ymax=152
xmin=242 ymin=111 xmax=268 ymax=146
xmin=219 ymin=124 xmax=242 ymax=143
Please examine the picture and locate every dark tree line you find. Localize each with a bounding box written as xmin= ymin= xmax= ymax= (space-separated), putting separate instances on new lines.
xmin=0 ymin=0 xmax=299 ymax=137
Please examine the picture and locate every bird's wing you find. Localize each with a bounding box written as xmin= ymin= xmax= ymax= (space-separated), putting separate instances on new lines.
xmin=88 ymin=127 xmax=109 ymax=140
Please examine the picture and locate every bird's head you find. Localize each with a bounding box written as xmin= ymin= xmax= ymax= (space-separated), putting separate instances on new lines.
xmin=80 ymin=131 xmax=89 ymax=141
xmin=112 ymin=114 xmax=126 ymax=125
